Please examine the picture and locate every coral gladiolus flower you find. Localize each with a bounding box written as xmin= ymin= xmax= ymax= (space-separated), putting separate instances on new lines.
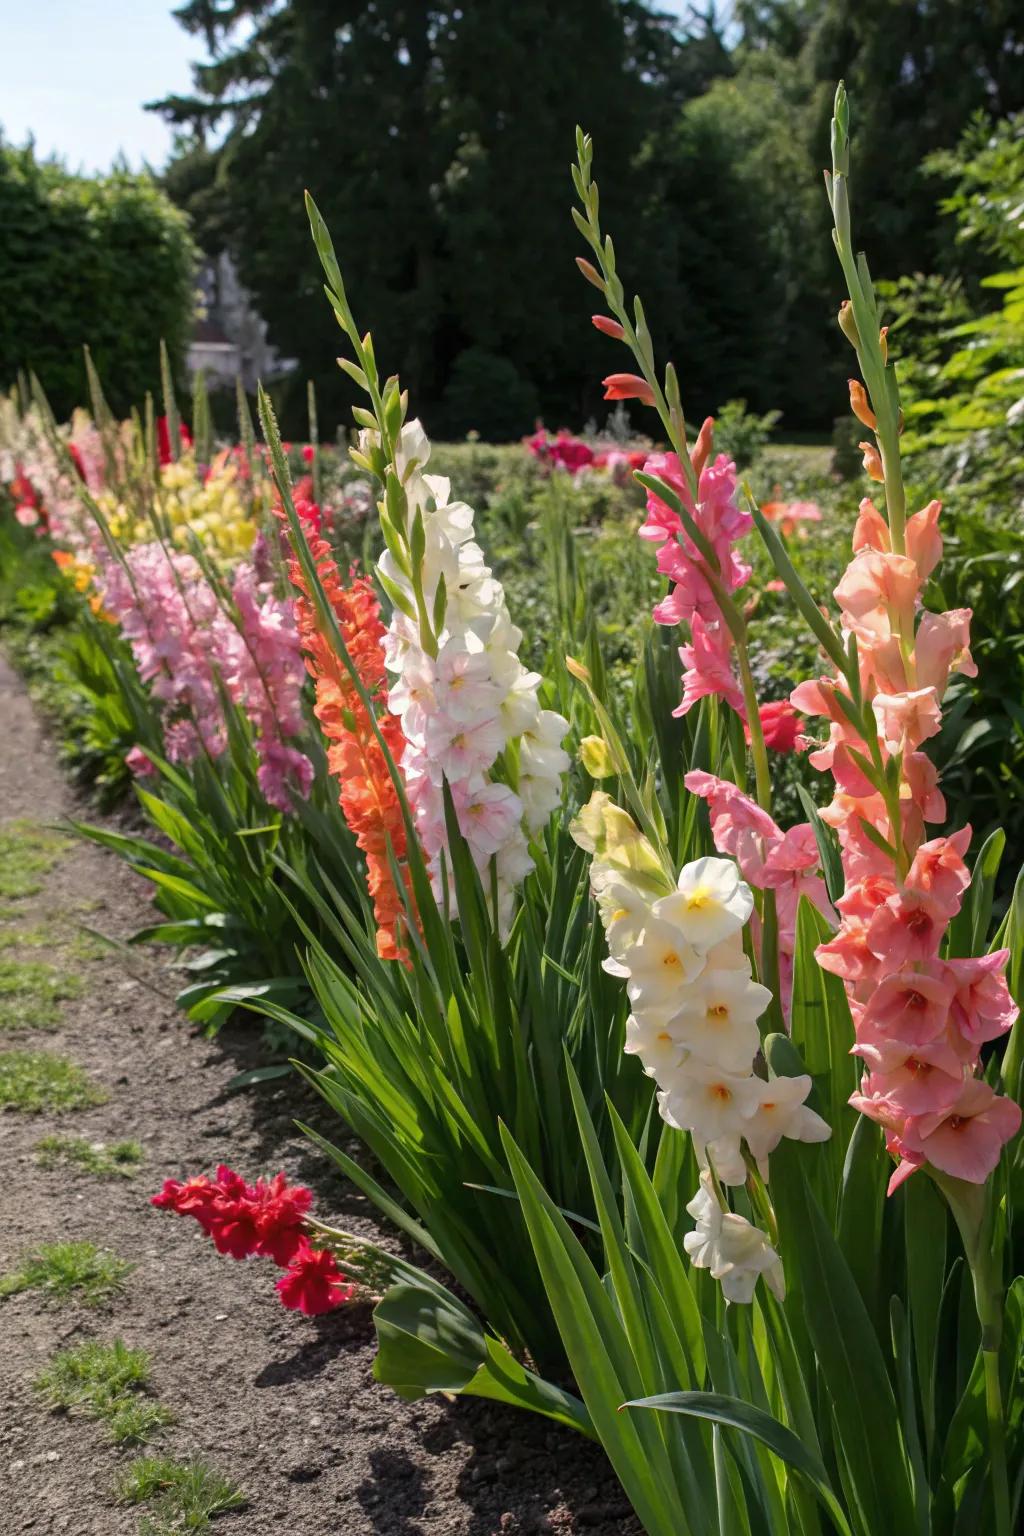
xmin=276 ymin=1240 xmax=353 ymax=1314
xmin=602 ymin=373 xmax=655 ymax=405
xmin=280 ymin=506 xmax=416 ymax=963
xmin=902 ymin=1079 xmax=1022 ymax=1185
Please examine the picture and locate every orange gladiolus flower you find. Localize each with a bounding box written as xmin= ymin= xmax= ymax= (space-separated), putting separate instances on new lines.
xmin=282 ymin=506 xmax=417 ymax=963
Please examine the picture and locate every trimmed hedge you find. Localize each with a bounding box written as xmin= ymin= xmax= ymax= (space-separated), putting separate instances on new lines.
xmin=0 ymin=142 xmax=196 ymax=416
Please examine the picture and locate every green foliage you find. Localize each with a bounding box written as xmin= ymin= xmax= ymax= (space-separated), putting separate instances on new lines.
xmin=436 ymin=348 xmax=539 ymax=441
xmin=0 ymin=1048 xmax=107 ymax=1112
xmin=712 ymin=398 xmax=782 ymax=471
xmin=35 ymin=1134 xmax=143 ymax=1178
xmin=35 ymin=1338 xmax=173 ymax=1445
xmin=0 ymin=1240 xmax=133 ymax=1305
xmin=0 ymin=141 xmax=196 ymax=417
xmin=115 ymin=1456 xmax=246 ymax=1533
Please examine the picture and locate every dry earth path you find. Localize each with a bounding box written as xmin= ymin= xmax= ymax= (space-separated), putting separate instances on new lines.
xmin=0 ymin=651 xmax=640 ymax=1536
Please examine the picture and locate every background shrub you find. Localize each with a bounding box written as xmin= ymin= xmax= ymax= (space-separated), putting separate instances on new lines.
xmin=0 ymin=141 xmax=196 ymax=417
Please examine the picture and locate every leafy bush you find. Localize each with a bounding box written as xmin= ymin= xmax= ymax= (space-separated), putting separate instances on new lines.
xmin=0 ymin=141 xmax=196 ymax=417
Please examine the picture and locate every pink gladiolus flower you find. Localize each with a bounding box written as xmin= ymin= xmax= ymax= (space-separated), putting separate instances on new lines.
xmin=901 ymin=1078 xmax=1022 ymax=1185
xmin=858 ymin=965 xmax=953 ymax=1047
xmin=905 ymin=828 xmax=971 ymax=910
xmin=905 ymin=499 xmax=943 ymax=580
xmin=834 ymin=550 xmax=920 ymax=643
xmin=852 ymin=497 xmax=889 ymax=554
xmin=866 ymin=889 xmax=947 ymax=966
xmin=946 ymin=951 xmax=1020 ymax=1047
xmin=871 ymin=688 xmax=943 ymax=755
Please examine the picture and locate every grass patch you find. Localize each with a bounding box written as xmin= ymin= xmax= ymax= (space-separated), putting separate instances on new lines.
xmin=0 ymin=1240 xmax=133 ymax=1306
xmin=36 ymin=1133 xmax=143 ymax=1178
xmin=0 ymin=819 xmax=68 ymax=909
xmin=0 ymin=1049 xmax=107 ymax=1112
xmin=0 ymin=956 xmax=83 ymax=1029
xmin=35 ymin=1338 xmax=173 ymax=1445
xmin=115 ymin=1456 xmax=246 ymax=1532
xmin=0 ymin=924 xmax=50 ymax=950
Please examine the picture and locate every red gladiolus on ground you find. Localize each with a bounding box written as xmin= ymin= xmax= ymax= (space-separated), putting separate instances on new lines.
xmin=152 ymin=1165 xmax=352 ymax=1314
xmin=275 ymin=1240 xmax=354 ymax=1314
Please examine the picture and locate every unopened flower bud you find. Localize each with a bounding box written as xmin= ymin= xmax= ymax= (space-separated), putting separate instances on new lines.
xmin=591 ymin=314 xmax=625 ymax=341
xmin=848 ymin=380 xmax=877 ymax=430
xmin=879 ymin=326 xmax=889 ymax=365
xmin=602 ymin=373 xmax=655 ymax=405
xmin=576 ymin=257 xmax=606 ymax=293
xmin=838 ymin=300 xmax=860 ymax=348
xmin=859 ymin=441 xmax=885 ymax=482
xmin=689 ymin=416 xmax=715 ymax=477
xmin=579 ymin=735 xmax=615 ymax=779
xmin=565 ymin=656 xmax=592 ymax=684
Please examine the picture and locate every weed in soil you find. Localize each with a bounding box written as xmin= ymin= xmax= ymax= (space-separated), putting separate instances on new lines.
xmin=34 ymin=1338 xmax=174 ymax=1445
xmin=0 ymin=1048 xmax=107 ymax=1111
xmin=0 ymin=1240 xmax=134 ymax=1305
xmin=36 ymin=1132 xmax=144 ymax=1177
xmin=115 ymin=1456 xmax=247 ymax=1532
xmin=0 ymin=955 xmax=83 ymax=1028
xmin=0 ymin=818 xmax=68 ymax=911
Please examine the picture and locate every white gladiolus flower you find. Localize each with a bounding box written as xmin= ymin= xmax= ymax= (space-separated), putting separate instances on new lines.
xmin=623 ymin=1013 xmax=689 ymax=1080
xmin=572 ymin=809 xmax=831 ymax=1304
xmin=373 ymin=420 xmax=569 ymax=934
xmin=658 ymin=1057 xmax=760 ymax=1143
xmin=741 ymin=1074 xmax=832 ymax=1172
xmin=671 ymin=968 xmax=770 ymax=1074
xmin=694 ymin=1134 xmax=748 ymax=1186
xmin=654 ymin=856 xmax=755 ymax=948
xmin=684 ymin=1173 xmax=785 ymax=1304
xmin=620 ymin=918 xmax=706 ymax=1019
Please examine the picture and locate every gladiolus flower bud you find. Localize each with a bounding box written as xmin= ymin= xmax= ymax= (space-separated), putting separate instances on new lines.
xmin=580 ymin=735 xmax=615 ymax=778
xmin=592 ymin=314 xmax=625 ymax=340
xmin=576 ymin=257 xmax=606 ymax=292
xmin=859 ymin=441 xmax=885 ymax=482
xmin=879 ymin=326 xmax=889 ymax=365
xmin=838 ymin=300 xmax=860 ymax=348
xmin=603 ymin=373 xmax=655 ymax=405
xmin=565 ymin=656 xmax=592 ymax=684
xmin=848 ymin=380 xmax=877 ymax=429
xmin=689 ymin=416 xmax=715 ymax=478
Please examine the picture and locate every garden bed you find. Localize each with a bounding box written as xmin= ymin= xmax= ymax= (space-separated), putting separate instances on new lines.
xmin=0 ymin=649 xmax=640 ymax=1535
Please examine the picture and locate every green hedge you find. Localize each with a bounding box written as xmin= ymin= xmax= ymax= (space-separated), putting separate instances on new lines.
xmin=0 ymin=142 xmax=196 ymax=417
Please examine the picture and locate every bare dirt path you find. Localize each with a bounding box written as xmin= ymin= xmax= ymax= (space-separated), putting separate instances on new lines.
xmin=0 ymin=651 xmax=639 ymax=1536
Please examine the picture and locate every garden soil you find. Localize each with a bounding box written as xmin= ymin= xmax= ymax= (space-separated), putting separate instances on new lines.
xmin=0 ymin=651 xmax=642 ymax=1536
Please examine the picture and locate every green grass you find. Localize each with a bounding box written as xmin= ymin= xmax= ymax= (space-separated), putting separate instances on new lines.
xmin=0 ymin=1240 xmax=133 ymax=1306
xmin=116 ymin=1456 xmax=246 ymax=1532
xmin=35 ymin=1133 xmax=143 ymax=1178
xmin=0 ymin=819 xmax=68 ymax=911
xmin=0 ymin=1049 xmax=106 ymax=1112
xmin=34 ymin=1338 xmax=173 ymax=1445
xmin=0 ymin=956 xmax=83 ymax=1029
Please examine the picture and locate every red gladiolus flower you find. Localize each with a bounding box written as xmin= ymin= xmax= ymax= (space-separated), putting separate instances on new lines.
xmin=253 ymin=1172 xmax=314 ymax=1266
xmin=302 ymin=444 xmax=315 ymax=464
xmin=748 ymin=700 xmax=806 ymax=753
xmin=151 ymin=1165 xmax=314 ymax=1266
xmin=156 ymin=416 xmax=194 ymax=466
xmin=275 ymin=1240 xmax=353 ymax=1315
xmin=602 ymin=373 xmax=655 ymax=405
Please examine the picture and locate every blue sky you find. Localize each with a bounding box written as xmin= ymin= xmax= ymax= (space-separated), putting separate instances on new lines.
xmin=2 ymin=0 xmax=695 ymax=174
xmin=1 ymin=0 xmax=202 ymax=172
